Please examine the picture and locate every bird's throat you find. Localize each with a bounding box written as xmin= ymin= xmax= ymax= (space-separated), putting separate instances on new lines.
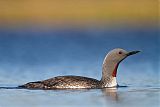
xmin=112 ymin=64 xmax=119 ymax=77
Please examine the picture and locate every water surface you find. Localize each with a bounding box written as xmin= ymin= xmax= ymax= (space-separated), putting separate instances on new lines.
xmin=0 ymin=26 xmax=159 ymax=107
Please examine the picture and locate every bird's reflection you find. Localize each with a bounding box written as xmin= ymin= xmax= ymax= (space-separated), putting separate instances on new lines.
xmin=101 ymin=87 xmax=118 ymax=101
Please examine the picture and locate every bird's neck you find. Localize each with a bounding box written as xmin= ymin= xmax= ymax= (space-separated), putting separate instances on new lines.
xmin=101 ymin=58 xmax=119 ymax=87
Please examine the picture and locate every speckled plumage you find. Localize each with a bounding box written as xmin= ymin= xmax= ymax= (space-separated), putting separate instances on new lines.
xmin=19 ymin=76 xmax=101 ymax=89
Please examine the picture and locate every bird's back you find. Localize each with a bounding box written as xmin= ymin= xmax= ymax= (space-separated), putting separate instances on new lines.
xmin=19 ymin=76 xmax=101 ymax=89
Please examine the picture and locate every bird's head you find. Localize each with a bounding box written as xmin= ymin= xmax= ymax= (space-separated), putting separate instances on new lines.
xmin=106 ymin=48 xmax=140 ymax=64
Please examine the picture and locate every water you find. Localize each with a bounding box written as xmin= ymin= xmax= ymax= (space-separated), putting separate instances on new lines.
xmin=0 ymin=26 xmax=159 ymax=107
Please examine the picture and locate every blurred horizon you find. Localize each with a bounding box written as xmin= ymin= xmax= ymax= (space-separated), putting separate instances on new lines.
xmin=0 ymin=0 xmax=158 ymax=28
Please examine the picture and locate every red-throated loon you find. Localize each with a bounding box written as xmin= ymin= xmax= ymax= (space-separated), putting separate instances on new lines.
xmin=19 ymin=48 xmax=140 ymax=89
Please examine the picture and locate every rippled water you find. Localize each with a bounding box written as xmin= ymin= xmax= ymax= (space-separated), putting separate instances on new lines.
xmin=0 ymin=26 xmax=159 ymax=107
xmin=0 ymin=86 xmax=159 ymax=107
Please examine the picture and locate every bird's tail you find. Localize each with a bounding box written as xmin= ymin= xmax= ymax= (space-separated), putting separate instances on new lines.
xmin=18 ymin=81 xmax=44 ymax=89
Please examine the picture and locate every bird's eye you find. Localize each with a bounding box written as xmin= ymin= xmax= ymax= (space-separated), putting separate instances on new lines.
xmin=119 ymin=51 xmax=122 ymax=54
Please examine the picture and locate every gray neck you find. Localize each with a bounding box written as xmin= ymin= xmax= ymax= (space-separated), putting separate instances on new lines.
xmin=100 ymin=56 xmax=118 ymax=87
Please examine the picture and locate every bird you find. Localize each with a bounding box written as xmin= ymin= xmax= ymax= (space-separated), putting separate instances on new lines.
xmin=19 ymin=48 xmax=140 ymax=89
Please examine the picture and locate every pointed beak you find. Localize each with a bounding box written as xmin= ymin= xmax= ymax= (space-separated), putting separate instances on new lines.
xmin=126 ymin=50 xmax=140 ymax=56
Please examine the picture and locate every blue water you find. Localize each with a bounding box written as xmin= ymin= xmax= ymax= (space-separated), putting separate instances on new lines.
xmin=0 ymin=26 xmax=159 ymax=107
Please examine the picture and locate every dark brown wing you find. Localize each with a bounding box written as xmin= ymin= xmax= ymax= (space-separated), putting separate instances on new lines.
xmin=42 ymin=76 xmax=101 ymax=89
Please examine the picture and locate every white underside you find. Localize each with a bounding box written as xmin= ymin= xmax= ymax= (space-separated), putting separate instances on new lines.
xmin=105 ymin=77 xmax=117 ymax=87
